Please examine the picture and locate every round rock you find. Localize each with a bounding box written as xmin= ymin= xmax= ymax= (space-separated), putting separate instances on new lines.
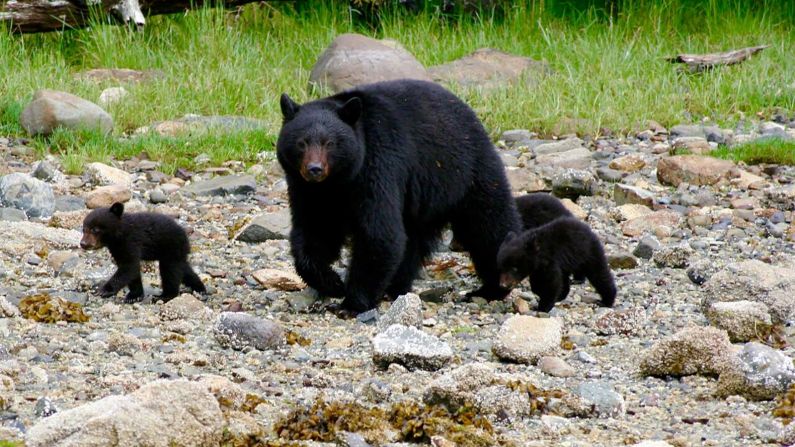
xmin=213 ymin=312 xmax=284 ymax=351
xmin=309 ymin=33 xmax=431 ymax=93
xmin=492 ymin=315 xmax=562 ymax=364
xmin=716 ymin=342 xmax=795 ymax=401
xmin=639 ymin=326 xmax=735 ymax=377
xmin=705 ymin=300 xmax=773 ymax=342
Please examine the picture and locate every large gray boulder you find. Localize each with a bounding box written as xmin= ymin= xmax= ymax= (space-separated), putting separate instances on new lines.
xmin=20 ymin=89 xmax=113 ymax=136
xmin=0 ymin=173 xmax=55 ymax=218
xmin=309 ymin=33 xmax=431 ymax=92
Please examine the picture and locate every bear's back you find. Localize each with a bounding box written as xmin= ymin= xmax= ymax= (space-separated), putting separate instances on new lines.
xmin=123 ymin=212 xmax=190 ymax=260
xmin=344 ymin=80 xmax=498 ymax=218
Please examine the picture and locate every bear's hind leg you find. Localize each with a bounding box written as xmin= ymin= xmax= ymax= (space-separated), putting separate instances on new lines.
xmin=586 ymin=259 xmax=617 ymax=307
xmin=557 ymin=275 xmax=571 ymax=302
xmin=452 ymin=175 xmax=520 ymax=301
xmin=158 ymin=261 xmax=183 ymax=301
xmin=181 ymin=262 xmax=207 ymax=294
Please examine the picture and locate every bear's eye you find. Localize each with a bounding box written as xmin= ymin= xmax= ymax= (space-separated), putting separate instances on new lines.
xmin=297 ymin=140 xmax=307 ymax=150
xmin=91 ymin=227 xmax=101 ymax=234
xmin=326 ymin=140 xmax=335 ymax=148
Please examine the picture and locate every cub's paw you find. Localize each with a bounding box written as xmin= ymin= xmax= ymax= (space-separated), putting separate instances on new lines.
xmin=97 ymin=286 xmax=117 ymax=298
xmin=124 ymin=292 xmax=144 ymax=304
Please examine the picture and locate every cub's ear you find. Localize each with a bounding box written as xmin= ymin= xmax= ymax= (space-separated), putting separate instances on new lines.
xmin=280 ymin=93 xmax=300 ymax=121
xmin=337 ymin=97 xmax=362 ymax=126
xmin=504 ymin=231 xmax=517 ymax=242
xmin=110 ymin=202 xmax=124 ymax=218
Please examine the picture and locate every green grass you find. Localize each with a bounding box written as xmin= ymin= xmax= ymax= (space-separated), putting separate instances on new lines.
xmin=1 ymin=0 xmax=794 ymax=171
xmin=711 ymin=138 xmax=795 ymax=165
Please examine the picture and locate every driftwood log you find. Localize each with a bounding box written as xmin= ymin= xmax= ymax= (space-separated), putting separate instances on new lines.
xmin=667 ymin=45 xmax=769 ymax=73
xmin=0 ymin=0 xmax=273 ymax=33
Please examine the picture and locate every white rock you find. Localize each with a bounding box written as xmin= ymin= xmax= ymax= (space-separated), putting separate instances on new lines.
xmin=492 ymin=315 xmax=562 ymax=364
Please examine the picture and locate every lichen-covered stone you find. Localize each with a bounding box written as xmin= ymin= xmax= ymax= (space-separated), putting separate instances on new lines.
xmin=702 ymin=260 xmax=795 ymax=323
xmin=639 ymin=326 xmax=735 ymax=377
xmin=492 ymin=315 xmax=562 ymax=364
xmin=25 ymin=379 xmax=224 ymax=447
xmin=705 ymin=300 xmax=773 ymax=342
xmin=716 ymin=342 xmax=795 ymax=401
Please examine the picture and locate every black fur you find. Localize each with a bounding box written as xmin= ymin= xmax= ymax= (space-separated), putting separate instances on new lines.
xmin=514 ymin=193 xmax=585 ymax=283
xmin=515 ymin=193 xmax=573 ymax=228
xmin=277 ymin=79 xmax=520 ymax=313
xmin=497 ymin=217 xmax=616 ymax=312
xmin=80 ymin=203 xmax=206 ymax=303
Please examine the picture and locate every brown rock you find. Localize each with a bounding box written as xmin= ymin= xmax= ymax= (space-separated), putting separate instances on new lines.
xmin=656 ymin=155 xmax=735 ymax=186
xmin=252 ymin=269 xmax=306 ymax=291
xmin=309 ymin=34 xmax=430 ymax=93
xmin=621 ymin=210 xmax=682 ymax=237
xmin=429 ymin=48 xmax=549 ymax=89
xmin=84 ymin=184 xmax=132 ymax=209
xmin=614 ymin=184 xmax=655 ymax=207
xmin=609 ymin=154 xmax=646 ymax=172
xmin=672 ymin=137 xmax=711 ymax=155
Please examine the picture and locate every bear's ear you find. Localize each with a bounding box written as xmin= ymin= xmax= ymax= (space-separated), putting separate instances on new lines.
xmin=280 ymin=93 xmax=300 ymax=121
xmin=110 ymin=202 xmax=124 ymax=218
xmin=337 ymin=97 xmax=362 ymax=126
xmin=504 ymin=231 xmax=517 ymax=242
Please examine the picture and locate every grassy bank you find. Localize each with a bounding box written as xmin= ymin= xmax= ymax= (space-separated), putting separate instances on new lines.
xmin=1 ymin=0 xmax=793 ymax=172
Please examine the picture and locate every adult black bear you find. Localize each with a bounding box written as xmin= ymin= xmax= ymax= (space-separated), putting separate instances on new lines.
xmin=277 ymin=80 xmax=520 ymax=313
xmin=80 ymin=203 xmax=206 ymax=303
xmin=497 ymin=217 xmax=616 ymax=312
xmin=515 ymin=193 xmax=573 ymax=229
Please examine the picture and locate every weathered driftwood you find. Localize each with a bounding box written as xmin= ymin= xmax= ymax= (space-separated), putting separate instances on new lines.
xmin=0 ymin=0 xmax=268 ymax=33
xmin=667 ymin=45 xmax=769 ymax=72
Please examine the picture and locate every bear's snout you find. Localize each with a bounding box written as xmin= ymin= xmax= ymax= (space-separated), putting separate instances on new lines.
xmin=499 ymin=273 xmax=519 ymax=289
xmin=80 ymin=233 xmax=102 ymax=250
xmin=301 ymin=146 xmax=329 ymax=182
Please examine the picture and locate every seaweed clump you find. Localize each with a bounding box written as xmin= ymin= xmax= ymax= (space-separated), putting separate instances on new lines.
xmin=285 ymin=330 xmax=311 ymax=347
xmin=505 ymin=380 xmax=565 ymax=416
xmin=273 ymin=397 xmax=507 ymax=447
xmin=753 ymin=324 xmax=789 ymax=350
xmin=19 ymin=293 xmax=89 ymax=323
xmin=389 ymin=400 xmax=496 ymax=446
xmin=773 ymin=383 xmax=795 ymax=424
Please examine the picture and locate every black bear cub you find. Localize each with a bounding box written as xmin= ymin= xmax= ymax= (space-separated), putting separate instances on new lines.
xmin=277 ymin=79 xmax=520 ymax=313
xmin=515 ymin=193 xmax=573 ymax=229
xmin=80 ymin=202 xmax=206 ymax=303
xmin=497 ymin=217 xmax=616 ymax=312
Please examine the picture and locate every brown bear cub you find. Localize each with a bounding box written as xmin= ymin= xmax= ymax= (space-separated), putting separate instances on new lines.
xmin=80 ymin=202 xmax=205 ymax=303
xmin=497 ymin=217 xmax=616 ymax=312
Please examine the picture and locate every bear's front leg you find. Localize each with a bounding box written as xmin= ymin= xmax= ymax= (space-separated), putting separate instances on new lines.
xmin=98 ymin=262 xmax=141 ymax=298
xmin=342 ymin=213 xmax=407 ymax=313
xmin=530 ymin=267 xmax=563 ymax=313
xmin=290 ymin=225 xmax=346 ymax=297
